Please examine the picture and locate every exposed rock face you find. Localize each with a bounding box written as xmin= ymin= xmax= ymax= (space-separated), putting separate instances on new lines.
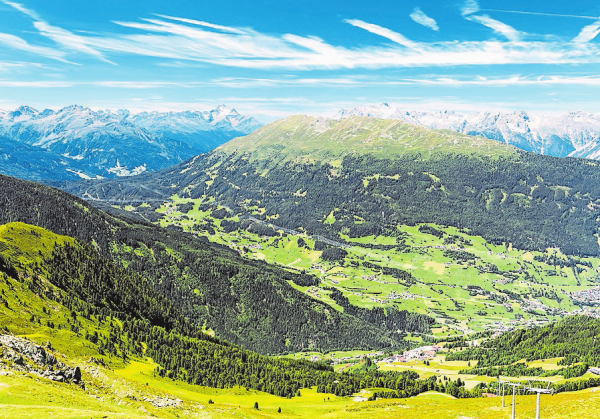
xmin=0 ymin=334 xmax=83 ymax=385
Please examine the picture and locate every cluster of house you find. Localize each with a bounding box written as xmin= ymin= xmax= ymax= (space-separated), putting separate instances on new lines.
xmin=370 ymin=297 xmax=386 ymax=304
xmin=519 ymin=299 xmax=562 ymax=315
xmin=368 ymin=291 xmax=424 ymax=305
xmin=571 ymin=287 xmax=600 ymax=304
xmin=305 ymin=287 xmax=320 ymax=298
xmin=483 ymin=322 xmax=516 ymax=338
xmin=324 ymin=351 xmax=385 ymax=365
xmin=486 ymin=250 xmax=507 ymax=259
xmin=570 ymin=307 xmax=600 ymax=317
xmin=494 ymin=277 xmax=514 ymax=285
xmin=381 ymin=345 xmax=442 ymax=364
xmin=399 ymin=291 xmax=423 ymax=300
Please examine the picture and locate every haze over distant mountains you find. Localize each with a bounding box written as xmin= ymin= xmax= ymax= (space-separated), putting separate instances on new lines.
xmin=0 ymin=104 xmax=261 ymax=181
xmin=336 ymin=103 xmax=600 ymax=160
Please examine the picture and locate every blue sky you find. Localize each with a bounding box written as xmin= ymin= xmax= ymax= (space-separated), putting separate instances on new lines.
xmin=2 ymin=0 xmax=600 ymax=121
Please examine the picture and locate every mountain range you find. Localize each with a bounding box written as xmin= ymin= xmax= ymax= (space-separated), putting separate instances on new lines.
xmin=63 ymin=115 xmax=600 ymax=256
xmin=336 ymin=103 xmax=600 ymax=159
xmin=0 ymin=104 xmax=261 ymax=181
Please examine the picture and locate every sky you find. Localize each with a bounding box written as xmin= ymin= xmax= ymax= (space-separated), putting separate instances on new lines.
xmin=1 ymin=0 xmax=600 ymax=121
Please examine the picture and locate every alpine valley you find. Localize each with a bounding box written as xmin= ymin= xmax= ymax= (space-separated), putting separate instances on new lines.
xmin=0 ymin=112 xmax=592 ymax=417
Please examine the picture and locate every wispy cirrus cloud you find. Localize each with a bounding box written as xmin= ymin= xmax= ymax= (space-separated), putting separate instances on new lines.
xmin=344 ymin=19 xmax=423 ymax=50
xmin=1 ymin=0 xmax=113 ymax=63
xmin=207 ymin=75 xmax=600 ymax=89
xmin=0 ymin=60 xmax=45 ymax=71
xmin=404 ymin=75 xmax=600 ymax=87
xmin=409 ymin=8 xmax=439 ymax=31
xmin=0 ymin=33 xmax=72 ymax=63
xmin=573 ymin=20 xmax=600 ymax=43
xmin=461 ymin=0 xmax=522 ymax=41
xmin=79 ymin=15 xmax=600 ymax=69
xmin=465 ymin=15 xmax=522 ymax=41
xmin=2 ymin=1 xmax=600 ymax=71
xmin=211 ymin=77 xmax=364 ymax=88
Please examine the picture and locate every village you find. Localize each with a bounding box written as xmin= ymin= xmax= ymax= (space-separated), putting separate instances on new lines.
xmin=308 ymin=345 xmax=444 ymax=366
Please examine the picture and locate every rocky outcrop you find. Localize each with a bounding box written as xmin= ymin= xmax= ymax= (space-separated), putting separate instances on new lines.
xmin=0 ymin=334 xmax=83 ymax=385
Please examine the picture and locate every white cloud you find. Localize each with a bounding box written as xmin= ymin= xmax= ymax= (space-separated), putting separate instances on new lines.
xmin=460 ymin=0 xmax=521 ymax=41
xmin=573 ymin=20 xmax=600 ymax=43
xmin=0 ymin=80 xmax=75 ymax=87
xmin=345 ymin=19 xmax=422 ymax=50
xmin=410 ymin=8 xmax=439 ymax=31
xmin=0 ymin=33 xmax=72 ymax=63
xmin=154 ymin=14 xmax=248 ymax=35
xmin=211 ymin=77 xmax=364 ymax=88
xmin=0 ymin=61 xmax=45 ymax=72
xmin=0 ymin=0 xmax=112 ymax=63
xmin=87 ymin=15 xmax=585 ymax=70
xmin=461 ymin=0 xmax=480 ymax=16
xmin=466 ymin=14 xmax=522 ymax=41
xmin=0 ymin=5 xmax=599 ymax=71
xmin=402 ymin=74 xmax=600 ymax=86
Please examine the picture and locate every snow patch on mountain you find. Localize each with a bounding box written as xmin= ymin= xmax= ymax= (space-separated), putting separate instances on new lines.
xmin=336 ymin=104 xmax=600 ymax=159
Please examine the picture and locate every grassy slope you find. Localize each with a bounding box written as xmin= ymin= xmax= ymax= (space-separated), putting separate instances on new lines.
xmin=217 ymin=115 xmax=519 ymax=163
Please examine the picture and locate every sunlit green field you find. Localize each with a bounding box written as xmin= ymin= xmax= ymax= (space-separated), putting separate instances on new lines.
xmin=2 ymin=368 xmax=600 ymax=419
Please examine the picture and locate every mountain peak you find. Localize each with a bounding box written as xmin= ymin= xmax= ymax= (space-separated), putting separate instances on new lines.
xmin=335 ymin=104 xmax=600 ymax=159
xmin=217 ymin=114 xmax=517 ymax=163
xmin=11 ymin=105 xmax=39 ymax=118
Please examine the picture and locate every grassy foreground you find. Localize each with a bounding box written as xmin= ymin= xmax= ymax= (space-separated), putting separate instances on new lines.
xmin=1 ymin=365 xmax=599 ymax=419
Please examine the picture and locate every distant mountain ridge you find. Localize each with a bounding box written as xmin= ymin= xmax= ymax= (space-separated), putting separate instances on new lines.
xmin=336 ymin=103 xmax=600 ymax=159
xmin=0 ymin=104 xmax=261 ymax=181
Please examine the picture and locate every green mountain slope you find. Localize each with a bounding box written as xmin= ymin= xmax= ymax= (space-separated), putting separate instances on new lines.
xmin=217 ymin=115 xmax=517 ymax=162
xmin=0 ymin=222 xmax=474 ymax=403
xmin=105 ymin=194 xmax=600 ymax=338
xmin=0 ymin=174 xmax=436 ymax=353
xmin=448 ymin=316 xmax=600 ymax=382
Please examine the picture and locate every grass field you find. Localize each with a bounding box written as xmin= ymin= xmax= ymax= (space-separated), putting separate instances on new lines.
xmin=2 ymin=369 xmax=600 ymax=419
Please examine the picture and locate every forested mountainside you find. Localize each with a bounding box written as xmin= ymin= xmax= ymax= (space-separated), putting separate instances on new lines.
xmin=0 ymin=105 xmax=261 ymax=181
xmin=0 ymin=221 xmax=438 ymax=398
xmin=448 ymin=316 xmax=600 ymax=382
xmin=0 ymin=174 xmax=434 ymax=353
xmin=64 ymin=115 xmax=600 ymax=256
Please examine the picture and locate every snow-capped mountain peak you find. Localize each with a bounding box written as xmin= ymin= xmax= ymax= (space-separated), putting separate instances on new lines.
xmin=336 ymin=103 xmax=600 ymax=160
xmin=0 ymin=104 xmax=262 ymax=181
